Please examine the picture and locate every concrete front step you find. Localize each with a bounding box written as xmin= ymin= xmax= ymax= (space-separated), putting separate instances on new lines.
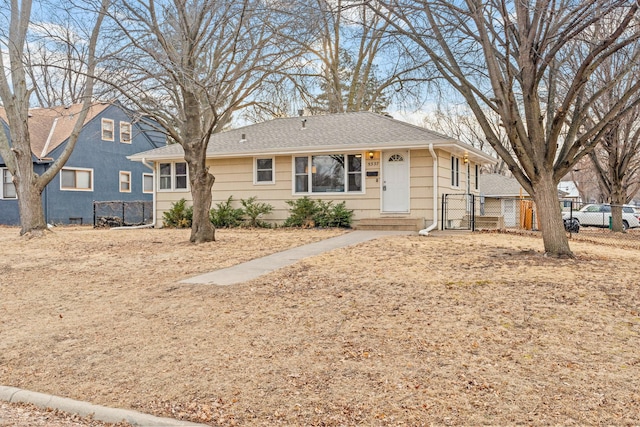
xmin=355 ymin=217 xmax=423 ymax=231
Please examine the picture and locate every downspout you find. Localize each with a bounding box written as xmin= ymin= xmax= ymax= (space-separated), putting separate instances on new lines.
xmin=112 ymin=158 xmax=156 ymax=230
xmin=419 ymin=144 xmax=438 ymax=235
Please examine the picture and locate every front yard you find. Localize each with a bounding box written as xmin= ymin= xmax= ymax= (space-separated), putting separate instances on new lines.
xmin=0 ymin=226 xmax=638 ymax=425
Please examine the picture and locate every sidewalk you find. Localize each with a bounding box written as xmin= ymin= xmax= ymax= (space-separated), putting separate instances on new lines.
xmin=0 ymin=386 xmax=207 ymax=427
xmin=181 ymin=230 xmax=414 ymax=285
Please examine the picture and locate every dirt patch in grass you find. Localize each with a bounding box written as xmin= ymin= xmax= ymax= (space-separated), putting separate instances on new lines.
xmin=1 ymin=226 xmax=639 ymax=425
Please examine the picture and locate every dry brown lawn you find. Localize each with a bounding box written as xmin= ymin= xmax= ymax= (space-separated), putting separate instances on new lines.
xmin=1 ymin=226 xmax=639 ymax=426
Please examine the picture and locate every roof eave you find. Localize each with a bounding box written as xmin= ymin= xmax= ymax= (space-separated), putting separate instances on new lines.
xmin=129 ymin=138 xmax=497 ymax=164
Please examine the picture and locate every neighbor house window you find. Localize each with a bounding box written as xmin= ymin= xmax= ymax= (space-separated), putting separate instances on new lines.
xmin=143 ymin=173 xmax=153 ymax=193
xmin=1 ymin=168 xmax=16 ymax=199
xmin=102 ymin=119 xmax=114 ymax=141
xmin=158 ymin=162 xmax=188 ymax=191
xmin=119 ymin=171 xmax=131 ymax=192
xmin=60 ymin=168 xmax=93 ymax=191
xmin=293 ymin=154 xmax=363 ymax=194
xmin=120 ymin=121 xmax=132 ymax=143
xmin=254 ymin=157 xmax=274 ymax=184
xmin=451 ymin=156 xmax=460 ymax=187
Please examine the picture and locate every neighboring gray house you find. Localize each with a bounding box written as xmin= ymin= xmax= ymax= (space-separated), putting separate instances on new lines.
xmin=0 ymin=102 xmax=164 ymax=225
xmin=478 ymin=173 xmax=531 ymax=227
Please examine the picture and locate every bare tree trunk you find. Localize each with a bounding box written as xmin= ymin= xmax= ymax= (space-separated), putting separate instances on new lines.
xmin=11 ymin=132 xmax=47 ymax=235
xmin=610 ymin=186 xmax=626 ymax=232
xmin=16 ymin=177 xmax=47 ymax=235
xmin=186 ymin=156 xmax=216 ymax=243
xmin=533 ymin=174 xmax=572 ymax=257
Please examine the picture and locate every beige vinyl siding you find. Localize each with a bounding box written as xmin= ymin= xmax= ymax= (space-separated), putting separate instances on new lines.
xmin=408 ymin=149 xmax=433 ymax=226
xmin=153 ymin=149 xmax=443 ymax=227
xmin=156 ymin=189 xmax=192 ymax=220
xmin=209 ymin=156 xmax=292 ymax=223
xmin=209 ymin=154 xmax=383 ymax=225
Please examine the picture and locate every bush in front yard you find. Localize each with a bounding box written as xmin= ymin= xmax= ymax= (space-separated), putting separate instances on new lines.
xmin=241 ymin=196 xmax=274 ymax=228
xmin=327 ymin=201 xmax=353 ymax=228
xmin=210 ymin=196 xmax=245 ymax=228
xmin=163 ymin=198 xmax=193 ymax=228
xmin=283 ymin=196 xmax=319 ymax=227
xmin=284 ymin=197 xmax=353 ymax=228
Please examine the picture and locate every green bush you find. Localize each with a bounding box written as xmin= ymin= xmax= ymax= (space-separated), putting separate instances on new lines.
xmin=283 ymin=196 xmax=319 ymax=227
xmin=210 ymin=196 xmax=244 ymax=228
xmin=241 ymin=196 xmax=274 ymax=228
xmin=314 ymin=200 xmax=335 ymax=228
xmin=283 ymin=197 xmax=353 ymax=228
xmin=328 ymin=201 xmax=353 ymax=228
xmin=163 ymin=198 xmax=192 ymax=228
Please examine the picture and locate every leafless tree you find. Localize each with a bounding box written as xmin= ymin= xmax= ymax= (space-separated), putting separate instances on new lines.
xmin=588 ymin=108 xmax=640 ymax=231
xmin=101 ymin=0 xmax=301 ymax=243
xmin=0 ymin=0 xmax=108 ymax=236
xmin=569 ymin=36 xmax=640 ymax=231
xmin=567 ymin=160 xmax=602 ymax=203
xmin=375 ymin=0 xmax=640 ymax=256
xmin=422 ymin=107 xmax=510 ymax=175
xmin=287 ymin=0 xmax=426 ymax=115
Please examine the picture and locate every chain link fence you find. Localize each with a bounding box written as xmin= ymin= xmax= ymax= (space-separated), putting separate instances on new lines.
xmin=562 ymin=200 xmax=640 ymax=231
xmin=442 ymin=194 xmax=538 ymax=231
xmin=466 ymin=196 xmax=640 ymax=248
xmin=93 ymin=200 xmax=153 ymax=228
xmin=475 ymin=196 xmax=538 ymax=231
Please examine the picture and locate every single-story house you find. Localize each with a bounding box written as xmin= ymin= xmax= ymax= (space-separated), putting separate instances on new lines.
xmin=478 ymin=173 xmax=533 ymax=228
xmin=129 ymin=112 xmax=496 ymax=231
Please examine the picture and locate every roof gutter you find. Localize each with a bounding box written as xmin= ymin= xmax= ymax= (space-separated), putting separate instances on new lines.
xmin=419 ymin=143 xmax=438 ymax=236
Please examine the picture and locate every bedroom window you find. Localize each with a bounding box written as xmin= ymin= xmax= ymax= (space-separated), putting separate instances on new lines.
xmin=159 ymin=162 xmax=188 ymax=191
xmin=294 ymin=154 xmax=363 ymax=194
xmin=255 ymin=157 xmax=274 ymax=184
xmin=1 ymin=168 xmax=16 ymax=199
xmin=119 ymin=171 xmax=131 ymax=192
xmin=451 ymin=156 xmax=460 ymax=187
xmin=102 ymin=119 xmax=114 ymax=141
xmin=120 ymin=121 xmax=132 ymax=143
xmin=61 ymin=168 xmax=93 ymax=191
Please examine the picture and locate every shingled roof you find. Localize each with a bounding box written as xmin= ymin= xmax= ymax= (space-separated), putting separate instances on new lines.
xmin=129 ymin=111 xmax=495 ymax=163
xmin=0 ymin=103 xmax=109 ymax=159
xmin=479 ymin=173 xmax=529 ymax=197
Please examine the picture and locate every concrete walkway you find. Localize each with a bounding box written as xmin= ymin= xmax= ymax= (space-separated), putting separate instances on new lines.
xmin=181 ymin=230 xmax=414 ymax=285
xmin=0 ymin=385 xmax=207 ymax=426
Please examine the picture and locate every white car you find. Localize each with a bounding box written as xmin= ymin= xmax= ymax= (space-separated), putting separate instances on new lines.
xmin=563 ymin=204 xmax=640 ymax=230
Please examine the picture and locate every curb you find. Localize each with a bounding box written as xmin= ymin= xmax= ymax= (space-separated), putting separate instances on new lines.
xmin=0 ymin=386 xmax=208 ymax=427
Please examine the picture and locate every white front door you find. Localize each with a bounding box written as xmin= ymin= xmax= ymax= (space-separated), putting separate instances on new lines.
xmin=382 ymin=150 xmax=410 ymax=212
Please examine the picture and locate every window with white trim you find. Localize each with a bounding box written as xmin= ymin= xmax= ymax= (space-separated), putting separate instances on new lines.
xmin=143 ymin=173 xmax=153 ymax=193
xmin=294 ymin=154 xmax=363 ymax=194
xmin=1 ymin=168 xmax=16 ymax=199
xmin=102 ymin=119 xmax=114 ymax=141
xmin=60 ymin=168 xmax=93 ymax=191
xmin=451 ymin=156 xmax=460 ymax=187
xmin=158 ymin=162 xmax=188 ymax=191
xmin=120 ymin=121 xmax=132 ymax=143
xmin=119 ymin=171 xmax=131 ymax=192
xmin=254 ymin=157 xmax=274 ymax=184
